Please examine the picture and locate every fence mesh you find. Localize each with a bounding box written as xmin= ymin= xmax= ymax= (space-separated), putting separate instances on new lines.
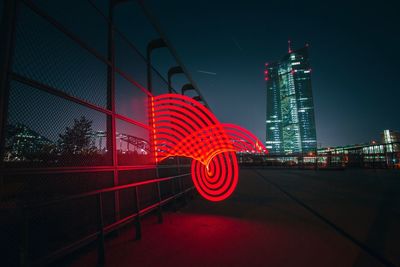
xmin=5 ymin=80 xmax=111 ymax=166
xmin=13 ymin=3 xmax=108 ymax=108
xmin=1 ymin=0 xmax=194 ymax=265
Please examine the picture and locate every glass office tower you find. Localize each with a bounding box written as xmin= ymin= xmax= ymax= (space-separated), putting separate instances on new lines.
xmin=265 ymin=44 xmax=317 ymax=154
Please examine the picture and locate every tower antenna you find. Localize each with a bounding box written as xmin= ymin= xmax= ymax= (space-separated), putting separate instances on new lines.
xmin=288 ymin=39 xmax=292 ymax=53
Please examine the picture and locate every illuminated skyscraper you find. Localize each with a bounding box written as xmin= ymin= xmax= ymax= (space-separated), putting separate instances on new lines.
xmin=265 ymin=42 xmax=317 ymax=154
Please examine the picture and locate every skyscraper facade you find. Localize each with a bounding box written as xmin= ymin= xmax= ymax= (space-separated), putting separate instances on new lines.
xmin=265 ymin=43 xmax=317 ymax=154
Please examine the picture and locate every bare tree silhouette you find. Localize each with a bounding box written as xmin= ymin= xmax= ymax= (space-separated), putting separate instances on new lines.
xmin=58 ymin=116 xmax=97 ymax=155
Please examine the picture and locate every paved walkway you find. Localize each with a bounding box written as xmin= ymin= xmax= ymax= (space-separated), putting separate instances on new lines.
xmin=60 ymin=169 xmax=400 ymax=267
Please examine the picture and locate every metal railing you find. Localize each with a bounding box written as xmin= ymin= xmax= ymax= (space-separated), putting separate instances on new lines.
xmin=18 ymin=172 xmax=193 ymax=266
xmin=0 ymin=0 xmax=204 ymax=265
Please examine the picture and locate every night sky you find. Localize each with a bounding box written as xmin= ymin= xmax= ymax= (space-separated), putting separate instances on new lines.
xmin=3 ymin=0 xmax=400 ymax=148
xmin=142 ymin=0 xmax=400 ymax=147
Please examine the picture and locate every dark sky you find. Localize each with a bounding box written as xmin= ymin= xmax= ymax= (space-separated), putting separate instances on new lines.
xmin=143 ymin=0 xmax=400 ymax=147
xmin=4 ymin=0 xmax=400 ymax=148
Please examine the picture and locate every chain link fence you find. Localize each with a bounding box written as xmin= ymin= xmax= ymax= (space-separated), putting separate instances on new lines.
xmin=0 ymin=0 xmax=198 ymax=265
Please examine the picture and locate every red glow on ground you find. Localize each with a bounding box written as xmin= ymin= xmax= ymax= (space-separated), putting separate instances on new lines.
xmin=150 ymin=94 xmax=267 ymax=201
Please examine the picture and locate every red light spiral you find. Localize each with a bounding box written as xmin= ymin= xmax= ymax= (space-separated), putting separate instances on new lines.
xmin=191 ymin=151 xmax=238 ymax=202
xmin=151 ymin=94 xmax=267 ymax=202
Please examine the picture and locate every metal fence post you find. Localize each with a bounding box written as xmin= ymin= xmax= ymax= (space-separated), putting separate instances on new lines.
xmin=156 ymin=181 xmax=163 ymax=223
xmin=108 ymin=0 xmax=120 ymax=224
xmin=19 ymin=207 xmax=29 ymax=267
xmin=171 ymin=176 xmax=178 ymax=212
xmin=97 ymin=194 xmax=106 ymax=266
xmin=0 ymin=0 xmax=18 ymax=164
xmin=134 ymin=186 xmax=142 ymax=240
xmin=181 ymin=176 xmax=188 ymax=206
xmin=176 ymin=158 xmax=183 ymax=207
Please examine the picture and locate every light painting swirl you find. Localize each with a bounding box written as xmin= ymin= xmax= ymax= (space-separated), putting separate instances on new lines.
xmin=151 ymin=94 xmax=267 ymax=201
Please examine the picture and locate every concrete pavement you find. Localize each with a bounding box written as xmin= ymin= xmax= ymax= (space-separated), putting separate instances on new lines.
xmin=59 ymin=169 xmax=400 ymax=267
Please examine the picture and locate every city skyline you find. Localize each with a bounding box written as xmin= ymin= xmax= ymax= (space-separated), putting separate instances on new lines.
xmin=2 ymin=1 xmax=399 ymax=147
xmin=144 ymin=0 xmax=400 ymax=147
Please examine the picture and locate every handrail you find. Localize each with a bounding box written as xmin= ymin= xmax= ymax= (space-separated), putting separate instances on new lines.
xmin=35 ymin=186 xmax=194 ymax=266
xmin=18 ymin=172 xmax=194 ymax=266
xmin=24 ymin=173 xmax=190 ymax=209
xmin=1 ymin=163 xmax=191 ymax=175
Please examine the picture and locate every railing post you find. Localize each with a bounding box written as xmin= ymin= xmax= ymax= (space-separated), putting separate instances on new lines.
xmin=97 ymin=194 xmax=105 ymax=266
xmin=177 ymin=157 xmax=181 ymax=174
xmin=156 ymin=181 xmax=163 ymax=223
xmin=134 ymin=186 xmax=142 ymax=240
xmin=0 ymin=0 xmax=18 ymax=165
xmin=181 ymin=175 xmax=188 ymax=206
xmin=171 ymin=176 xmax=178 ymax=212
xmin=106 ymin=0 xmax=120 ymax=225
xmin=19 ymin=207 xmax=29 ymax=267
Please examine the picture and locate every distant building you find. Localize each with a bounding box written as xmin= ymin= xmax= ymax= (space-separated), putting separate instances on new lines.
xmin=4 ymin=124 xmax=55 ymax=161
xmin=381 ymin=129 xmax=400 ymax=152
xmin=265 ymin=41 xmax=317 ymax=154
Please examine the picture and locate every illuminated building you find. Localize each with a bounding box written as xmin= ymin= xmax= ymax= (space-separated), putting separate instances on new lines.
xmin=4 ymin=124 xmax=55 ymax=161
xmin=265 ymin=41 xmax=317 ymax=154
xmin=381 ymin=129 xmax=400 ymax=152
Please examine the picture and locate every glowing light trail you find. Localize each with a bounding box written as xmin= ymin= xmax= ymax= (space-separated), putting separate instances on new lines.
xmin=151 ymin=94 xmax=267 ymax=201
